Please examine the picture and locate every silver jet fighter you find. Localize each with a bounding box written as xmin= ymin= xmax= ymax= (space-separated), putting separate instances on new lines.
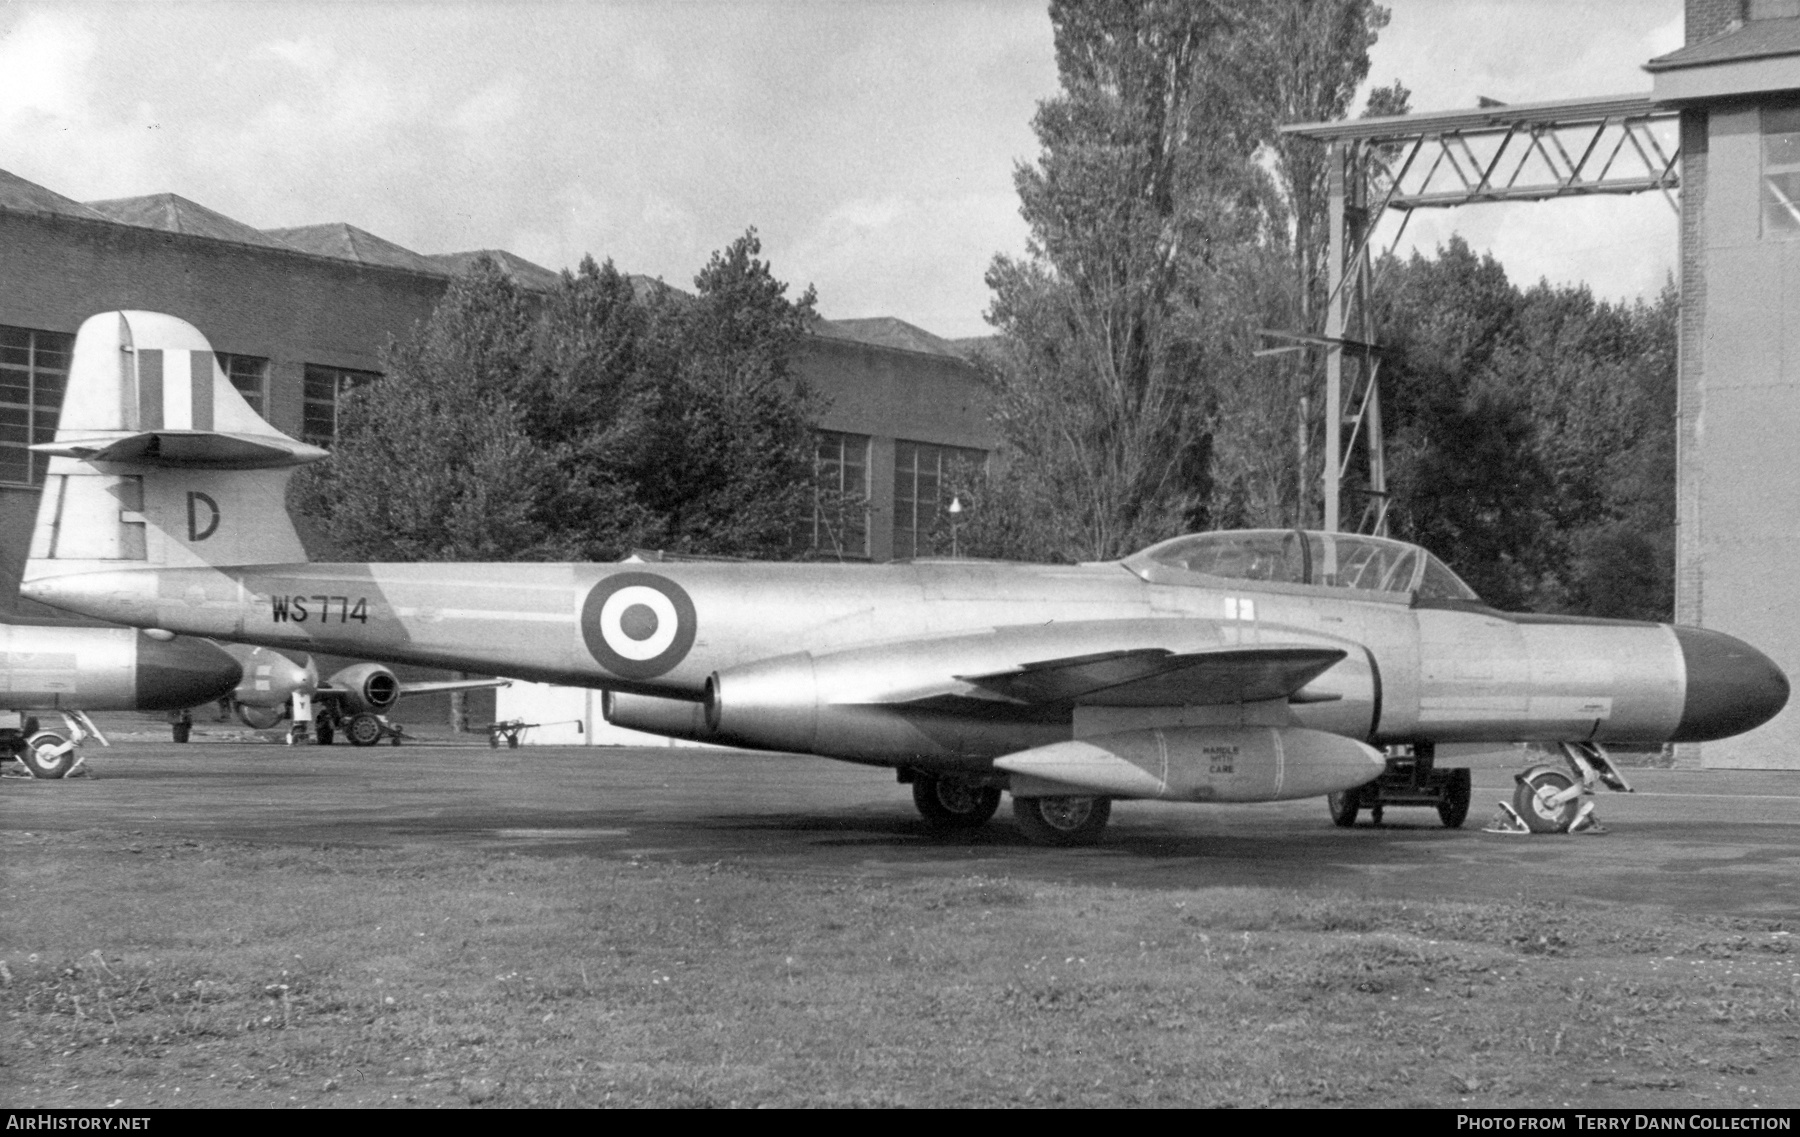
xmin=0 ymin=619 xmax=242 ymax=777
xmin=18 ymin=312 xmax=1791 ymax=841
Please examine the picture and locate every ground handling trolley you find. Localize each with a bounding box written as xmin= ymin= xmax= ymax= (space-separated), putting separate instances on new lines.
xmin=1327 ymin=743 xmax=1472 ymax=829
xmin=485 ymin=719 xmax=584 ymax=748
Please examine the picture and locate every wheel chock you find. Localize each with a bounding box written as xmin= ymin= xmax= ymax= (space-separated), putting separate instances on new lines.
xmin=1566 ymin=801 xmax=1608 ymax=835
xmin=1483 ymin=801 xmax=1532 ymax=834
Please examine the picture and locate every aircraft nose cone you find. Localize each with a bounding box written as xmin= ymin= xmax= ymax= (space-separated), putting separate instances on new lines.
xmin=1672 ymin=626 xmax=1790 ymax=742
xmin=135 ymin=634 xmax=243 ymax=711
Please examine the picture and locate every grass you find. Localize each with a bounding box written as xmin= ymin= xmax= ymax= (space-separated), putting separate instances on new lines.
xmin=5 ymin=828 xmax=1800 ymax=1108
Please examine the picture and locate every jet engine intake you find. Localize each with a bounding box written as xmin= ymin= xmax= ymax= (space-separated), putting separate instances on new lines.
xmin=327 ymin=662 xmax=401 ymax=715
xmin=996 ymin=725 xmax=1385 ymax=803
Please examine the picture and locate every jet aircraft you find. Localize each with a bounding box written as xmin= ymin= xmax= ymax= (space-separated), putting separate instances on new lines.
xmin=0 ymin=618 xmax=241 ymax=777
xmin=211 ymin=642 xmax=507 ymax=744
xmin=17 ymin=312 xmax=1791 ymax=840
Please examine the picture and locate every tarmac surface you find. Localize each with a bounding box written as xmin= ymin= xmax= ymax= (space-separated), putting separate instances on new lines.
xmin=8 ymin=727 xmax=1800 ymax=919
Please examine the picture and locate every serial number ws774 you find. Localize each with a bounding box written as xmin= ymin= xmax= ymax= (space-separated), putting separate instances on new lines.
xmin=269 ymin=595 xmax=370 ymax=624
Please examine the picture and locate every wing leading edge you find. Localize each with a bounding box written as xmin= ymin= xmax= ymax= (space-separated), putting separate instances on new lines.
xmin=956 ymin=644 xmax=1347 ymax=708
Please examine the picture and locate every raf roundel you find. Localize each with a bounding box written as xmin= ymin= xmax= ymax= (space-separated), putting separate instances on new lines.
xmin=580 ymin=572 xmax=698 ymax=680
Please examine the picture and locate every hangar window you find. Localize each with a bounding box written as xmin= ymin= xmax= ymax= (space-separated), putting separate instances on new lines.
xmin=0 ymin=324 xmax=73 ymax=486
xmin=893 ymin=440 xmax=986 ymax=560
xmin=217 ymin=354 xmax=269 ymax=419
xmin=301 ymin=363 xmax=380 ymax=447
xmin=804 ymin=431 xmax=871 ymax=559
xmin=1761 ymin=105 xmax=1800 ymax=237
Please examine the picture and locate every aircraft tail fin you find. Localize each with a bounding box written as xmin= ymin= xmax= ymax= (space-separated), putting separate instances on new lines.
xmin=24 ymin=311 xmax=327 ymax=583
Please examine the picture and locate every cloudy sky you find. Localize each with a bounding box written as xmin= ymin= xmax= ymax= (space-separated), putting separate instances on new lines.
xmin=0 ymin=1 xmax=1683 ymax=339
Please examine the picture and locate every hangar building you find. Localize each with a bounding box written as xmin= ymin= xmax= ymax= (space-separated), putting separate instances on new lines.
xmin=0 ymin=166 xmax=992 ymax=606
xmin=1655 ymin=0 xmax=1800 ymax=767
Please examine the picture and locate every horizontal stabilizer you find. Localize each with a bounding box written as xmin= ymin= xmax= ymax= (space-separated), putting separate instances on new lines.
xmin=32 ymin=430 xmax=328 ymax=470
xmin=960 ymin=644 xmax=1347 ymax=708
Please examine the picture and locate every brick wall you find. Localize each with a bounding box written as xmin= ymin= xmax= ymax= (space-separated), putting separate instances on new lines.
xmin=1689 ymin=0 xmax=1745 ymax=43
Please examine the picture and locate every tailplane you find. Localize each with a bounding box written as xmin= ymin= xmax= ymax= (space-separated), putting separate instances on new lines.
xmin=24 ymin=311 xmax=326 ymax=582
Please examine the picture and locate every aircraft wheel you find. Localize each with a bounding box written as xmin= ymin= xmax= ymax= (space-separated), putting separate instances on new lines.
xmin=1012 ymin=794 xmax=1111 ymax=847
xmin=23 ymin=732 xmax=75 ymax=779
xmin=1327 ymin=788 xmax=1361 ymax=827
xmin=912 ymin=774 xmax=1001 ymax=829
xmin=315 ymin=723 xmax=335 ymax=745
xmin=345 ymin=713 xmax=385 ymax=747
xmin=1438 ymin=768 xmax=1473 ymax=829
xmin=171 ymin=721 xmax=192 ymax=744
xmin=1514 ymin=768 xmax=1578 ymax=833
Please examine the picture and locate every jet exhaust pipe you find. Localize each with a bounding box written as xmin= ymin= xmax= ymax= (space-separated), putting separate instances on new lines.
xmin=996 ymin=726 xmax=1386 ymax=802
xmin=603 ymin=690 xmax=714 ymax=742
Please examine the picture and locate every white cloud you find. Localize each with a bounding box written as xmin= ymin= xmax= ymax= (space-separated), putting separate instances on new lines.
xmin=258 ymin=36 xmax=336 ymax=75
xmin=0 ymin=11 xmax=96 ymax=125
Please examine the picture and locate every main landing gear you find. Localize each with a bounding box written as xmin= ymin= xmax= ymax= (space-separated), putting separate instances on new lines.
xmin=899 ymin=768 xmax=1109 ymax=846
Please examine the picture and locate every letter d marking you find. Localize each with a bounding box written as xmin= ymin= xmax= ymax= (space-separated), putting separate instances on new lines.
xmin=187 ymin=491 xmax=220 ymax=542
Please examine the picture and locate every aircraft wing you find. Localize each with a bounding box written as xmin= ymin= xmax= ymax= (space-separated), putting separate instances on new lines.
xmin=956 ymin=644 xmax=1346 ymax=708
xmin=314 ymin=677 xmax=510 ymax=703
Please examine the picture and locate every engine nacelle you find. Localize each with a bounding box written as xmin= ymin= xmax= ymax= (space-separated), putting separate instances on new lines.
xmin=705 ymin=650 xmax=1067 ymax=763
xmin=327 ymin=662 xmax=401 ymax=715
xmin=996 ymin=726 xmax=1386 ymax=802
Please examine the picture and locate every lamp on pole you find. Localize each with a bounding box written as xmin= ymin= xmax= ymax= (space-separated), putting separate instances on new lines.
xmin=947 ymin=495 xmax=964 ymax=558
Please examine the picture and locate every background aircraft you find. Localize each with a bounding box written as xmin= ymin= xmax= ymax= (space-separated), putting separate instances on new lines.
xmin=205 ymin=643 xmax=507 ymax=744
xmin=17 ymin=312 xmax=1791 ymax=840
xmin=0 ymin=618 xmax=241 ymax=777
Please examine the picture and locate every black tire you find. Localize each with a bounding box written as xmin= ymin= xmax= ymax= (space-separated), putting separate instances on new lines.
xmin=23 ymin=732 xmax=75 ymax=779
xmin=912 ymin=774 xmax=1002 ymax=829
xmin=345 ymin=713 xmax=385 ymax=747
xmin=1438 ymin=768 xmax=1473 ymax=829
xmin=1327 ymin=788 xmax=1361 ymax=827
xmin=1012 ymin=795 xmax=1111 ymax=847
xmin=315 ymin=723 xmax=335 ymax=745
xmin=171 ymin=721 xmax=192 ymax=744
xmin=1514 ymin=768 xmax=1578 ymax=833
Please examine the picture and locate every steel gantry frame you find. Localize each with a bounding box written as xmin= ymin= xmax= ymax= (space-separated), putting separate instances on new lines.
xmin=1280 ymin=94 xmax=1681 ymax=536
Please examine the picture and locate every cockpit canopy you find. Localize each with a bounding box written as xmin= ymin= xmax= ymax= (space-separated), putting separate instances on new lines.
xmin=1124 ymin=529 xmax=1480 ymax=601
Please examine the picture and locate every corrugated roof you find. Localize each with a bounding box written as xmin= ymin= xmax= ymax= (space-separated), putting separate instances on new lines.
xmin=0 ymin=168 xmax=109 ymax=220
xmin=84 ymin=193 xmax=299 ymax=250
xmin=427 ymin=249 xmax=563 ymax=292
xmin=262 ymin=222 xmax=445 ymax=275
xmin=1648 ymin=16 xmax=1800 ymax=71
xmin=813 ymin=316 xmax=963 ymax=359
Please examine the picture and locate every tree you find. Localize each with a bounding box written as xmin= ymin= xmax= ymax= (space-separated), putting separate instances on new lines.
xmin=1373 ymin=240 xmax=1678 ymax=617
xmin=1245 ymin=2 xmax=1395 ymax=525
xmin=645 ymin=231 xmax=821 ymax=558
xmin=295 ymin=257 xmax=564 ymax=561
xmin=300 ymin=236 xmax=821 ymax=563
xmin=977 ymin=0 xmax=1281 ymax=561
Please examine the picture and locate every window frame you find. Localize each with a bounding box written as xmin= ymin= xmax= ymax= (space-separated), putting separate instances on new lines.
xmin=0 ymin=324 xmax=74 ymax=487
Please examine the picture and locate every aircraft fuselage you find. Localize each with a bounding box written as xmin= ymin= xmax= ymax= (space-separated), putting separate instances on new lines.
xmin=23 ymin=558 xmax=1776 ymax=767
